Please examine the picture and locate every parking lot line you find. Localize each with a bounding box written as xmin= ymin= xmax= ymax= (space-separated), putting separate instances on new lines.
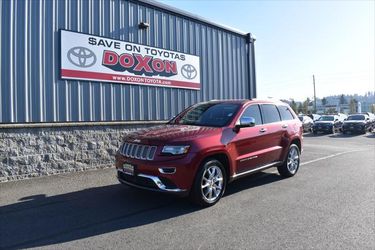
xmin=269 ymin=149 xmax=364 ymax=174
xmin=300 ymin=149 xmax=363 ymax=166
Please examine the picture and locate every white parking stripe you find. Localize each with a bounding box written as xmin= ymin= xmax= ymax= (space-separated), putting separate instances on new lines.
xmin=300 ymin=150 xmax=363 ymax=166
xmin=269 ymin=149 xmax=363 ymax=174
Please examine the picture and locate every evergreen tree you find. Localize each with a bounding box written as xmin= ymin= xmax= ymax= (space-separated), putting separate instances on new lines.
xmin=290 ymin=99 xmax=298 ymax=113
xmin=339 ymin=94 xmax=346 ymax=105
xmin=321 ymin=97 xmax=327 ymax=106
xmin=297 ymin=103 xmax=303 ymax=114
xmin=349 ymin=99 xmax=357 ymax=114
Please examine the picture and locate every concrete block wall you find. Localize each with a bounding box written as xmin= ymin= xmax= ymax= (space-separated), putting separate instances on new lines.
xmin=0 ymin=123 xmax=154 ymax=182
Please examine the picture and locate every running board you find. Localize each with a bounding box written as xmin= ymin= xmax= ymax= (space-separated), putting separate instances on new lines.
xmin=231 ymin=161 xmax=282 ymax=180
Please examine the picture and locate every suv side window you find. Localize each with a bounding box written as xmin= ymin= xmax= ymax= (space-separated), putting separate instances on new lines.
xmin=241 ymin=105 xmax=262 ymax=125
xmin=278 ymin=105 xmax=295 ymax=121
xmin=261 ymin=104 xmax=281 ymax=124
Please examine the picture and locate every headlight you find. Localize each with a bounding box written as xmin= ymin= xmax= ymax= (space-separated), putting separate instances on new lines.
xmin=162 ymin=145 xmax=190 ymax=155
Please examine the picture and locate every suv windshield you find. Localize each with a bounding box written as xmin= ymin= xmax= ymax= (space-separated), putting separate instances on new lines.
xmin=172 ymin=103 xmax=241 ymax=127
xmin=318 ymin=116 xmax=334 ymax=121
xmin=347 ymin=115 xmax=365 ymax=121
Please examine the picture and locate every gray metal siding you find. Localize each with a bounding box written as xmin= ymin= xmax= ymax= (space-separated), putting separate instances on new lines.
xmin=0 ymin=0 xmax=255 ymax=123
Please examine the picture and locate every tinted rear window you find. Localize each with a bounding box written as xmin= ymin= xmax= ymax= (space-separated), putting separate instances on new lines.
xmin=261 ymin=104 xmax=281 ymax=124
xmin=241 ymin=105 xmax=262 ymax=125
xmin=278 ymin=106 xmax=295 ymax=121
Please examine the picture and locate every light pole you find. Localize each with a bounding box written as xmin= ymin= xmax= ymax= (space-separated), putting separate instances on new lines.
xmin=313 ymin=75 xmax=317 ymax=113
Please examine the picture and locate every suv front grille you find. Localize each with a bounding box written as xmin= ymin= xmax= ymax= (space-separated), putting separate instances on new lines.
xmin=119 ymin=142 xmax=157 ymax=160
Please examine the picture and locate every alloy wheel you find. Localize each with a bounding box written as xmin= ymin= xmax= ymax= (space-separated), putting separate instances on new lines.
xmin=287 ymin=147 xmax=299 ymax=174
xmin=201 ymin=165 xmax=224 ymax=202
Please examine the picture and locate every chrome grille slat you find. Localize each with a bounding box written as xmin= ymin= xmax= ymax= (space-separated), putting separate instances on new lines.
xmin=119 ymin=142 xmax=157 ymax=160
xmin=126 ymin=143 xmax=133 ymax=157
xmin=131 ymin=144 xmax=138 ymax=157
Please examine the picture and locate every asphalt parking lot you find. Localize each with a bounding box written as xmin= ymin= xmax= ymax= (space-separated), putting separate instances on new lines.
xmin=1 ymin=133 xmax=374 ymax=249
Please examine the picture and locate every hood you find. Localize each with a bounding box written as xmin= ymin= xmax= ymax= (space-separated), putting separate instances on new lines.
xmin=123 ymin=124 xmax=222 ymax=144
xmin=314 ymin=121 xmax=334 ymax=125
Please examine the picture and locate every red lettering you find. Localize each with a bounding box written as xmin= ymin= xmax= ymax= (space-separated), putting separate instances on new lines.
xmin=119 ymin=53 xmax=135 ymax=68
xmin=133 ymin=54 xmax=153 ymax=73
xmin=165 ymin=61 xmax=177 ymax=74
xmin=102 ymin=50 xmax=118 ymax=65
xmin=152 ymin=58 xmax=164 ymax=72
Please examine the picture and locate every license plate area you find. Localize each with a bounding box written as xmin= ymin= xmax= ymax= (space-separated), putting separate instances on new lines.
xmin=122 ymin=163 xmax=135 ymax=176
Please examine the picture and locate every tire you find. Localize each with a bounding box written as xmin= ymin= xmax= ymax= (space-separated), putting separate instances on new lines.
xmin=278 ymin=144 xmax=300 ymax=178
xmin=190 ymin=158 xmax=227 ymax=207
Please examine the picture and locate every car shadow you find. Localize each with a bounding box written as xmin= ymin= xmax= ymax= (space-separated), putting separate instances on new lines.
xmin=366 ymin=133 xmax=375 ymax=139
xmin=328 ymin=133 xmax=360 ymax=138
xmin=0 ymin=172 xmax=282 ymax=249
xmin=303 ymin=133 xmax=327 ymax=137
xmin=225 ymin=172 xmax=282 ymax=196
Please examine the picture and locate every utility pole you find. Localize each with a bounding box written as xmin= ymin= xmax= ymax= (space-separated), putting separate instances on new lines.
xmin=313 ymin=75 xmax=317 ymax=113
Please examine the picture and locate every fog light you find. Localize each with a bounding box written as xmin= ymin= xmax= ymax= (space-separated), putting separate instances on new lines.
xmin=158 ymin=167 xmax=176 ymax=174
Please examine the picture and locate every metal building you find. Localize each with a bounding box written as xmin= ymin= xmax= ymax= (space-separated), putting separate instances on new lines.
xmin=0 ymin=0 xmax=256 ymax=124
xmin=0 ymin=0 xmax=256 ymax=182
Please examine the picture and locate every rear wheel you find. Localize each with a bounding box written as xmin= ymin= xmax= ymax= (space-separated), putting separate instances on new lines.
xmin=278 ymin=144 xmax=300 ymax=178
xmin=190 ymin=159 xmax=227 ymax=207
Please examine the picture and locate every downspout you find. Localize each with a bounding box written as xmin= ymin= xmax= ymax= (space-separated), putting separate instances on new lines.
xmin=246 ymin=33 xmax=257 ymax=99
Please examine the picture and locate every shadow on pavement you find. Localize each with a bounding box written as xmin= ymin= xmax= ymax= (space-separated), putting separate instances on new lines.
xmin=328 ymin=133 xmax=360 ymax=138
xmin=0 ymin=172 xmax=281 ymax=249
xmin=303 ymin=133 xmax=327 ymax=137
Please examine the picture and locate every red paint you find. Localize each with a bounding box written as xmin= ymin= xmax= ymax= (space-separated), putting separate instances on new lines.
xmin=115 ymin=99 xmax=303 ymax=194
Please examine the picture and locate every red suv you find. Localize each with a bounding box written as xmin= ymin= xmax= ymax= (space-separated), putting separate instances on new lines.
xmin=115 ymin=99 xmax=303 ymax=206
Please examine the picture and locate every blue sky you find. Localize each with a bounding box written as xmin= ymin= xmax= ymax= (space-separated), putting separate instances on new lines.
xmin=160 ymin=0 xmax=374 ymax=101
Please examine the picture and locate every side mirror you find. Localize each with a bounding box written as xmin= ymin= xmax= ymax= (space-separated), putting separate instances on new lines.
xmin=234 ymin=117 xmax=256 ymax=132
xmin=334 ymin=119 xmax=339 ymax=122
xmin=366 ymin=117 xmax=370 ymax=121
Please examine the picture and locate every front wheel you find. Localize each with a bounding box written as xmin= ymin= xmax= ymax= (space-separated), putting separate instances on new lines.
xmin=278 ymin=144 xmax=300 ymax=178
xmin=331 ymin=127 xmax=335 ymax=134
xmin=190 ymin=159 xmax=227 ymax=207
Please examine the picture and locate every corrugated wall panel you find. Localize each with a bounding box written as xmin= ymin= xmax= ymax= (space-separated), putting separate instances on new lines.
xmin=0 ymin=0 xmax=255 ymax=124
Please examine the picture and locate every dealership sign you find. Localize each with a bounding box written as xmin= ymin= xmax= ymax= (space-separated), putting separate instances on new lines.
xmin=60 ymin=30 xmax=200 ymax=90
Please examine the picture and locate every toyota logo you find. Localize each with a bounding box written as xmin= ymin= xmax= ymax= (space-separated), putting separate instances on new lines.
xmin=67 ymin=46 xmax=96 ymax=68
xmin=181 ymin=64 xmax=197 ymax=80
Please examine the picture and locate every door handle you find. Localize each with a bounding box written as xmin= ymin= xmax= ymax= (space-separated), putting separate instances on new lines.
xmin=259 ymin=128 xmax=267 ymax=133
xmin=282 ymin=124 xmax=288 ymax=128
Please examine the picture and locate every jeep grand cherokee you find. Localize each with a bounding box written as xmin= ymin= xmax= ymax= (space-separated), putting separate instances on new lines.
xmin=115 ymin=99 xmax=303 ymax=206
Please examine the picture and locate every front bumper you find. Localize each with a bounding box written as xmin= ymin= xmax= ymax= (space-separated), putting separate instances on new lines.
xmin=313 ymin=125 xmax=333 ymax=132
xmin=117 ymin=170 xmax=188 ymax=194
xmin=115 ymin=152 xmax=199 ymax=195
xmin=342 ymin=125 xmax=366 ymax=132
